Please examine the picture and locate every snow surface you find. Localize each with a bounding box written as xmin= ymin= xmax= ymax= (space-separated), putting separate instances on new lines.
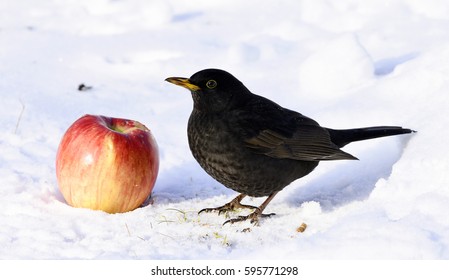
xmin=1 ymin=0 xmax=449 ymax=259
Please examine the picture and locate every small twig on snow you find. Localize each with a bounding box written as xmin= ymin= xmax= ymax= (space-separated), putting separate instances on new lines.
xmin=14 ymin=99 xmax=25 ymax=134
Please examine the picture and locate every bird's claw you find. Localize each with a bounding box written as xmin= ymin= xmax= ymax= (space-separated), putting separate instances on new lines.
xmin=199 ymin=193 xmax=277 ymax=226
xmin=223 ymin=211 xmax=275 ymax=226
xmin=198 ymin=195 xmax=257 ymax=216
xmin=198 ymin=207 xmax=230 ymax=216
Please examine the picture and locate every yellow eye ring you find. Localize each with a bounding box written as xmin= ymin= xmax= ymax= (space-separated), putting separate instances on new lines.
xmin=206 ymin=79 xmax=217 ymax=89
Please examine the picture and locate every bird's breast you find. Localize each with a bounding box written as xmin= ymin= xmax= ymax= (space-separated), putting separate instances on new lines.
xmin=188 ymin=112 xmax=245 ymax=180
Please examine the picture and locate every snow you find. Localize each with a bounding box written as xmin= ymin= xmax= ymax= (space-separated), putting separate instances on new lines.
xmin=1 ymin=0 xmax=449 ymax=259
xmin=299 ymin=34 xmax=375 ymax=98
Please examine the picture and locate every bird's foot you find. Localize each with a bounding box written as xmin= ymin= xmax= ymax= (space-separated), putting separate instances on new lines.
xmin=198 ymin=194 xmax=257 ymax=216
xmin=223 ymin=208 xmax=275 ymax=226
xmin=199 ymin=192 xmax=279 ymax=226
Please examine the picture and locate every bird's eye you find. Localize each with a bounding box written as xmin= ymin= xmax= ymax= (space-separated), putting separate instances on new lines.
xmin=206 ymin=80 xmax=217 ymax=89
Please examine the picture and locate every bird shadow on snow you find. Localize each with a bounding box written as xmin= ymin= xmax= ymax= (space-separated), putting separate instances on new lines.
xmin=152 ymin=136 xmax=414 ymax=212
xmin=284 ymin=135 xmax=414 ymax=212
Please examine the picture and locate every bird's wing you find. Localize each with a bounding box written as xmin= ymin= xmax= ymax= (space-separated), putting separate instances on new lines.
xmin=245 ymin=125 xmax=358 ymax=161
xmin=230 ymin=93 xmax=357 ymax=161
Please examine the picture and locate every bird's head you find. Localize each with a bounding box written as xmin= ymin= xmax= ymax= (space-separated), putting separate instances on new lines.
xmin=165 ymin=69 xmax=252 ymax=113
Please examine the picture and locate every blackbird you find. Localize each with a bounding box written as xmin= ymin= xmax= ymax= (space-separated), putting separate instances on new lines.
xmin=165 ymin=69 xmax=415 ymax=225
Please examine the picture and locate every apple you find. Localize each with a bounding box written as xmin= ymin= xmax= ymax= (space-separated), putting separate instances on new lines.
xmin=56 ymin=114 xmax=159 ymax=213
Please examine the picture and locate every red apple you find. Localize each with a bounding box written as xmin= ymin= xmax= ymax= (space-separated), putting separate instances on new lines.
xmin=56 ymin=114 xmax=159 ymax=213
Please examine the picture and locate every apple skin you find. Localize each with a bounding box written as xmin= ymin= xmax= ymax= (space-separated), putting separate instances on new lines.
xmin=56 ymin=114 xmax=159 ymax=213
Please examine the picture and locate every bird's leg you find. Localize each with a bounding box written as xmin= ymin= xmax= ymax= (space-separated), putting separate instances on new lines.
xmin=223 ymin=191 xmax=279 ymax=226
xmin=198 ymin=193 xmax=257 ymax=216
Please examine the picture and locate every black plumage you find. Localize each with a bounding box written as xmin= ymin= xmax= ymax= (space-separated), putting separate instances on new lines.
xmin=165 ymin=69 xmax=415 ymax=225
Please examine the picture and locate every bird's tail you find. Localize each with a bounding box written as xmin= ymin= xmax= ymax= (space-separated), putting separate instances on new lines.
xmin=326 ymin=126 xmax=416 ymax=148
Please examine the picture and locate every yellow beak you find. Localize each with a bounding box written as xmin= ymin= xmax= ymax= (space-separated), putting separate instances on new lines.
xmin=165 ymin=77 xmax=201 ymax=92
